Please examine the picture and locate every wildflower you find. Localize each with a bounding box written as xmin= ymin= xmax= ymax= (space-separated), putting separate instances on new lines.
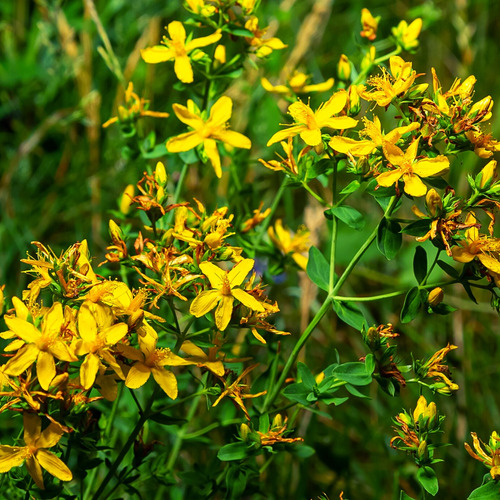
xmin=74 ymin=301 xmax=128 ymax=389
xmin=329 ymin=116 xmax=420 ymax=157
xmin=184 ymin=0 xmax=216 ymax=17
xmin=452 ymin=212 xmax=500 ymax=274
xmin=190 ymin=259 xmax=265 ymax=331
xmin=0 ymin=413 xmax=72 ymax=489
xmin=3 ymin=303 xmax=77 ymax=390
xmin=268 ymin=219 xmax=311 ymax=270
xmin=267 ymin=90 xmax=357 ymax=148
xmin=416 ymin=343 xmax=459 ymax=392
xmin=257 ymin=414 xmax=304 ymax=446
xmin=102 ymin=82 xmax=169 ymax=128
xmin=167 ymin=96 xmax=251 ymax=178
xmin=120 ymin=335 xmax=193 ymax=399
xmin=465 ymin=431 xmax=500 ymax=479
xmin=392 ymin=18 xmax=423 ymax=51
xmin=360 ymin=8 xmax=379 ymax=41
xmin=241 ymin=202 xmax=271 ymax=233
xmin=359 ymin=56 xmax=422 ymax=107
xmin=466 ymin=129 xmax=500 ymax=159
xmin=261 ymin=71 xmax=334 ymax=96
xmin=377 ymin=138 xmax=449 ymax=197
xmin=413 ymin=395 xmax=437 ymax=427
xmin=212 ymin=364 xmax=266 ymax=420
xmin=141 ymin=21 xmax=221 ymax=83
xmin=259 ymin=138 xmax=300 ymax=176
xmin=244 ymin=16 xmax=287 ymax=58
xmin=180 ymin=340 xmax=225 ymax=376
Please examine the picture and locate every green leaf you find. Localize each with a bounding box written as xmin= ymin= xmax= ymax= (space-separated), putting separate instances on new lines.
xmin=321 ymin=396 xmax=349 ymax=406
xmin=326 ymin=205 xmax=365 ymax=230
xmin=283 ymin=383 xmax=312 ymax=405
xmin=413 ymin=246 xmax=428 ymax=284
xmin=217 ymin=442 xmax=249 ymax=461
xmin=306 ymin=158 xmax=331 ymax=179
xmin=437 ymin=259 xmax=459 ymax=278
xmin=298 ymin=362 xmax=316 ymax=390
xmin=292 ymin=445 xmax=316 ymax=458
xmin=377 ymin=218 xmax=402 ymax=260
xmin=345 ymin=383 xmax=370 ymax=399
xmin=364 ymin=353 xmax=375 ymax=375
xmin=340 ymin=179 xmax=361 ymax=195
xmin=401 ymin=219 xmax=431 ymax=237
xmin=149 ymin=413 xmax=187 ymax=426
xmin=400 ymin=490 xmax=416 ymax=500
xmin=142 ymin=144 xmax=168 ymax=159
xmin=332 ymin=362 xmax=373 ymax=386
xmin=400 ymin=287 xmax=424 ymax=323
xmin=416 ymin=466 xmax=439 ymax=496
xmin=307 ymin=246 xmax=330 ymax=292
xmin=468 ymin=479 xmax=500 ymax=499
xmin=332 ymin=300 xmax=367 ymax=331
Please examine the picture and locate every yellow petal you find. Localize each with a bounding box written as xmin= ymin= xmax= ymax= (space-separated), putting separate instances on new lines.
xmin=50 ymin=341 xmax=77 ymax=362
xmin=168 ymin=21 xmax=186 ymax=44
xmin=167 ymin=130 xmax=204 ymax=153
xmin=227 ymin=259 xmax=255 ymax=287
xmin=383 ymin=142 xmax=405 ymax=165
xmin=0 ymin=446 xmax=25 ymax=472
xmin=215 ymin=129 xmax=251 ymax=149
xmin=404 ymin=138 xmax=420 ymax=163
xmin=323 ymin=116 xmax=358 ymax=130
xmin=199 ymin=261 xmax=226 ymax=288
xmin=151 ymin=367 xmax=178 ymax=399
xmin=77 ymin=305 xmax=98 ymax=342
xmin=36 ymin=449 xmax=73 ymax=482
xmin=36 ymin=422 xmax=64 ymax=449
xmin=181 ymin=340 xmax=207 ymax=358
xmin=190 ymin=289 xmax=221 ymax=317
xmin=215 ymin=294 xmax=234 ymax=331
xmin=174 ymin=55 xmax=194 ymax=83
xmin=24 ymin=413 xmax=41 ymax=445
xmin=315 ymin=91 xmax=348 ymax=123
xmin=303 ymin=78 xmax=335 ymax=93
xmin=292 ymin=252 xmax=308 ymax=270
xmin=232 ymin=288 xmax=265 ymax=312
xmin=172 ymin=103 xmax=203 ymax=128
xmin=26 ymin=456 xmax=45 ymax=490
xmin=37 ymin=350 xmax=55 ymax=391
xmin=402 ymin=173 xmax=427 ymax=197
xmin=125 ymin=362 xmax=151 ymax=389
xmin=267 ymin=125 xmax=305 ymax=147
xmin=141 ymin=46 xmax=174 ymax=64
xmin=4 ymin=316 xmax=41 ymax=344
xmin=479 ymin=253 xmax=500 ymax=274
xmin=4 ymin=343 xmax=39 ymax=376
xmin=300 ymin=128 xmax=322 ymax=146
xmin=208 ymin=96 xmax=232 ymax=127
xmin=412 ymin=156 xmax=450 ymax=178
xmin=104 ymin=323 xmax=128 ymax=346
xmin=80 ymin=353 xmax=100 ymax=390
xmin=203 ymin=138 xmax=222 ymax=177
xmin=376 ymin=170 xmax=402 ymax=187
xmin=185 ymin=30 xmax=222 ymax=51
xmin=329 ymin=137 xmax=375 ymax=156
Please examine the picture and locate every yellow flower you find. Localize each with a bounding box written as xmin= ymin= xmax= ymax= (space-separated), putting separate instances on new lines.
xmin=257 ymin=415 xmax=304 ymax=446
xmin=141 ymin=21 xmax=221 ymax=83
xmin=102 ymin=82 xmax=169 ymax=128
xmin=259 ymin=138 xmax=299 ymax=175
xmin=185 ymin=0 xmax=216 ymax=17
xmin=167 ymin=96 xmax=251 ymax=178
xmin=180 ymin=340 xmax=225 ymax=376
xmin=452 ymin=212 xmax=500 ymax=274
xmin=465 ymin=129 xmax=500 ymax=159
xmin=418 ymin=343 xmax=459 ymax=391
xmin=120 ymin=334 xmax=193 ymax=399
xmin=3 ymin=303 xmax=77 ymax=390
xmin=267 ymin=91 xmax=358 ymax=147
xmin=329 ymin=115 xmax=420 ymax=157
xmin=267 ymin=219 xmax=311 ymax=270
xmin=241 ymin=202 xmax=271 ymax=233
xmin=244 ymin=16 xmax=287 ymax=57
xmin=413 ymin=395 xmax=437 ymax=424
xmin=465 ymin=431 xmax=500 ymax=479
xmin=377 ymin=138 xmax=449 ymax=197
xmin=190 ymin=259 xmax=265 ymax=331
xmin=74 ymin=302 xmax=128 ymax=389
xmin=0 ymin=412 xmax=72 ymax=490
xmin=261 ymin=71 xmax=334 ymax=96
xmin=392 ymin=18 xmax=422 ymax=51
xmin=359 ymin=56 xmax=422 ymax=107
xmin=360 ymin=8 xmax=379 ymax=41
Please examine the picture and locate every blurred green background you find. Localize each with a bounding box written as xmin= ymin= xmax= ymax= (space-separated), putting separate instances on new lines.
xmin=1 ymin=1 xmax=500 ymax=498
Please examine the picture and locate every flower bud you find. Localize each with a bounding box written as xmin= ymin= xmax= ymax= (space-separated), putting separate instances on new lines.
xmin=425 ymin=188 xmax=442 ymax=217
xmin=392 ymin=18 xmax=422 ymax=51
xmin=272 ymin=414 xmax=283 ymax=429
xmin=428 ymin=287 xmax=444 ymax=307
xmin=155 ymin=161 xmax=167 ymax=185
xmin=240 ymin=423 xmax=250 ymax=441
xmin=478 ymin=160 xmax=497 ymax=189
xmin=118 ymin=105 xmax=129 ymax=122
xmin=0 ymin=285 xmax=4 ymax=312
xmin=360 ymin=46 xmax=376 ymax=72
xmin=337 ymin=54 xmax=351 ymax=80
xmin=214 ymin=44 xmax=226 ymax=65
xmin=417 ymin=440 xmax=428 ymax=459
xmin=109 ymin=220 xmax=124 ymax=245
xmin=120 ymin=184 xmax=135 ymax=215
xmin=347 ymin=85 xmax=361 ymax=116
xmin=413 ymin=395 xmax=429 ymax=423
xmin=360 ymin=8 xmax=379 ymax=41
xmin=468 ymin=96 xmax=493 ymax=122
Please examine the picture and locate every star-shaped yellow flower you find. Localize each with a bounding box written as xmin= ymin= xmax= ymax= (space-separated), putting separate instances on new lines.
xmin=141 ymin=21 xmax=221 ymax=84
xmin=377 ymin=138 xmax=449 ymax=197
xmin=267 ymin=90 xmax=358 ymax=147
xmin=0 ymin=413 xmax=72 ymax=490
xmin=190 ymin=259 xmax=265 ymax=331
xmin=167 ymin=96 xmax=251 ymax=178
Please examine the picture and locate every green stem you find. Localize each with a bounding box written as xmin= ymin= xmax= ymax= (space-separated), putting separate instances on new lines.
xmin=352 ymin=46 xmax=402 ymax=85
xmin=333 ymin=290 xmax=406 ymax=302
xmin=262 ymin=195 xmax=400 ymax=412
xmin=301 ymin=180 xmax=328 ymax=206
xmin=254 ymin=176 xmax=288 ymax=247
xmin=166 ymin=163 xmax=189 ymax=226
xmin=421 ymin=248 xmax=441 ymax=286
